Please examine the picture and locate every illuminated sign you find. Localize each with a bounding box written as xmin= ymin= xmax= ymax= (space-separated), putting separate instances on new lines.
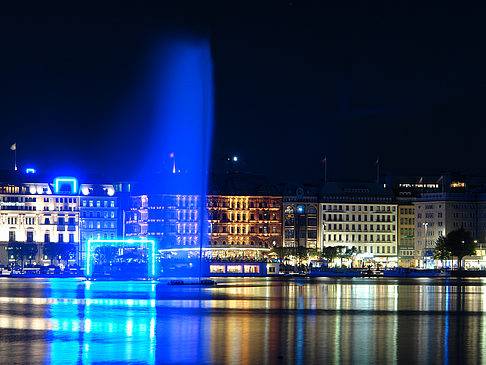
xmin=0 ymin=202 xmax=25 ymax=207
xmin=450 ymin=182 xmax=465 ymax=188
xmin=25 ymin=168 xmax=36 ymax=174
xmin=86 ymin=239 xmax=156 ymax=278
xmin=54 ymin=177 xmax=78 ymax=194
xmin=297 ymin=205 xmax=304 ymax=214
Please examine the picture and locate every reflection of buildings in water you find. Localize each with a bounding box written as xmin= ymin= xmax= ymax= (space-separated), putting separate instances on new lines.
xmin=47 ymin=282 xmax=156 ymax=364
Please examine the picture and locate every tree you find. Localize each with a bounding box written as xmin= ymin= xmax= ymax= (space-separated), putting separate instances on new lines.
xmin=59 ymin=244 xmax=76 ymax=262
xmin=23 ymin=243 xmax=38 ymax=266
xmin=272 ymin=247 xmax=291 ymax=262
xmin=445 ymin=228 xmax=477 ymax=270
xmin=7 ymin=243 xmax=38 ymax=268
xmin=433 ymin=236 xmax=451 ymax=267
xmin=7 ymin=242 xmax=23 ymax=267
xmin=43 ymin=243 xmax=60 ymax=264
xmin=321 ymin=246 xmax=339 ymax=266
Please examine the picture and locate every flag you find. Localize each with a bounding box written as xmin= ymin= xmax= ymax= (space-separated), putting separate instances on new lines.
xmin=169 ymin=152 xmax=174 ymax=158
xmin=437 ymin=176 xmax=443 ymax=183
xmin=418 ymin=177 xmax=423 ymax=184
xmin=322 ymin=156 xmax=327 ymax=164
xmin=10 ymin=143 xmax=16 ymax=151
xmin=375 ymin=159 xmax=379 ymax=165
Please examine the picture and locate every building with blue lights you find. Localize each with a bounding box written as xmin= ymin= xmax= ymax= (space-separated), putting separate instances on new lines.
xmin=125 ymin=194 xmax=200 ymax=249
xmin=281 ymin=183 xmax=320 ymax=250
xmin=0 ymin=171 xmax=121 ymax=269
xmin=79 ymin=184 xmax=118 ymax=265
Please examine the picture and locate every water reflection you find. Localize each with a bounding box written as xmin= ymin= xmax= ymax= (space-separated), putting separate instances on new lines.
xmin=0 ymin=278 xmax=484 ymax=363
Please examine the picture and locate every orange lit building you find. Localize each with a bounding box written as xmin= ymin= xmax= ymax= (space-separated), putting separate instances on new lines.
xmin=207 ymin=195 xmax=282 ymax=249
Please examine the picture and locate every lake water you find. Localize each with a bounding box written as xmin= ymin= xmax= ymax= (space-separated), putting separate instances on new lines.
xmin=0 ymin=277 xmax=483 ymax=364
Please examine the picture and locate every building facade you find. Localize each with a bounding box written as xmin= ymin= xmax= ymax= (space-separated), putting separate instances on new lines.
xmin=207 ymin=195 xmax=282 ymax=249
xmin=0 ymin=177 xmax=80 ymax=266
xmin=79 ymin=184 xmax=118 ymax=264
xmin=282 ymin=184 xmax=319 ymax=250
xmin=413 ymin=192 xmax=486 ymax=267
xmin=320 ymin=182 xmax=398 ymax=265
xmin=125 ymin=194 xmax=201 ymax=248
xmin=397 ymin=204 xmax=415 ymax=267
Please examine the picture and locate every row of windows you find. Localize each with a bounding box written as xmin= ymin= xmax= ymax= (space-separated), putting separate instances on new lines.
xmin=81 ymin=200 xmax=115 ymax=208
xmin=55 ymin=197 xmax=77 ymax=203
xmin=284 ymin=229 xmax=318 ymax=239
xmin=417 ymin=213 xmax=443 ymax=219
xmin=325 ymin=214 xmax=395 ymax=222
xmin=8 ymin=231 xmax=76 ymax=243
xmin=325 ymin=224 xmax=395 ymax=232
xmin=2 ymin=196 xmax=36 ymax=202
xmin=208 ymin=201 xmax=278 ymax=209
xmin=400 ymin=218 xmax=415 ymax=225
xmin=324 ymin=205 xmax=396 ymax=212
xmin=356 ymin=245 xmax=396 ymax=254
xmin=399 ymin=208 xmax=413 ymax=215
xmin=209 ymin=225 xmax=278 ymax=234
xmin=2 ymin=206 xmax=36 ymax=211
xmin=82 ymin=221 xmax=116 ymax=229
xmin=209 ymin=240 xmax=269 ymax=247
xmin=209 ymin=212 xmax=279 ymax=222
xmin=284 ymin=217 xmax=318 ymax=226
xmin=81 ymin=211 xmax=116 ymax=218
xmin=326 ymin=234 xmax=396 ymax=242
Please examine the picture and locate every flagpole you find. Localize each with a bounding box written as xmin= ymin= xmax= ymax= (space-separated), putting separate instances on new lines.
xmin=376 ymin=158 xmax=379 ymax=184
xmin=14 ymin=148 xmax=17 ymax=171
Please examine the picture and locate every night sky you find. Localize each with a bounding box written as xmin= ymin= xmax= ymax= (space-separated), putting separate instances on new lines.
xmin=0 ymin=2 xmax=484 ymax=184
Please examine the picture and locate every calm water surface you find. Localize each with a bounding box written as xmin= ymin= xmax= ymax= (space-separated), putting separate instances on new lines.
xmin=0 ymin=277 xmax=484 ymax=364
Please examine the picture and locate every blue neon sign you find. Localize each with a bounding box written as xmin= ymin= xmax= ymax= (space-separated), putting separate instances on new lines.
xmin=54 ymin=177 xmax=78 ymax=194
xmin=86 ymin=239 xmax=156 ymax=279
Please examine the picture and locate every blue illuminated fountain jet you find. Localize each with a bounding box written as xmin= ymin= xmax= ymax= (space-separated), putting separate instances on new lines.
xmin=142 ymin=36 xmax=214 ymax=279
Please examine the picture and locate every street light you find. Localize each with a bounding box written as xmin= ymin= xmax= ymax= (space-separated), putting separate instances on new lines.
xmin=422 ymin=222 xmax=428 ymax=268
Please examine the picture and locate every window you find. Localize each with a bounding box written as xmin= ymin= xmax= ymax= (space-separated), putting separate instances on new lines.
xmin=44 ymin=233 xmax=50 ymax=243
xmin=69 ymin=234 xmax=74 ymax=243
xmin=26 ymin=231 xmax=33 ymax=242
xmin=58 ymin=234 xmax=64 ymax=243
xmin=96 ymin=201 xmax=101 ymax=207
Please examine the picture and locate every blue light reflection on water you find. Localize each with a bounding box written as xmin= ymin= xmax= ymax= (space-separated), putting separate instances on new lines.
xmin=1 ymin=278 xmax=486 ymax=364
xmin=46 ymin=281 xmax=157 ymax=364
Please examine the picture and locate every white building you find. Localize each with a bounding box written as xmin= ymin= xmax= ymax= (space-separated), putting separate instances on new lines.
xmin=0 ymin=173 xmax=118 ymax=268
xmin=414 ymin=192 xmax=486 ymax=267
xmin=320 ymin=182 xmax=398 ymax=265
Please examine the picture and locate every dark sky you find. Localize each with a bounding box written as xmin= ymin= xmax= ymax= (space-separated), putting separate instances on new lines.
xmin=0 ymin=2 xmax=484 ymax=184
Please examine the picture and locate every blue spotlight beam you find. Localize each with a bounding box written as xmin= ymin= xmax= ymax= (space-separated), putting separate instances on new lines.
xmin=86 ymin=239 xmax=156 ymax=279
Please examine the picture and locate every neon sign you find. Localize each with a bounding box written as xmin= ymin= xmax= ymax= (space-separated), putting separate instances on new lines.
xmin=54 ymin=177 xmax=78 ymax=194
xmin=86 ymin=239 xmax=156 ymax=278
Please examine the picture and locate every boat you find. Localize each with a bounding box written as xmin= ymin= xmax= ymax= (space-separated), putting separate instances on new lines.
xmin=383 ymin=268 xmax=451 ymax=277
xmin=307 ymin=268 xmax=364 ymax=277
xmin=168 ymin=279 xmax=217 ymax=286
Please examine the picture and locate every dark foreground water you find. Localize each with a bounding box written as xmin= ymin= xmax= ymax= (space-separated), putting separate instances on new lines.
xmin=0 ymin=277 xmax=483 ymax=364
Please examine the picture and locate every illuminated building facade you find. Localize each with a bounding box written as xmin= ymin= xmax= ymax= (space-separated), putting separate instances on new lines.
xmin=320 ymin=182 xmax=398 ymax=265
xmin=282 ymin=183 xmax=319 ymax=250
xmin=0 ymin=172 xmax=120 ymax=267
xmin=0 ymin=176 xmax=81 ymax=266
xmin=125 ymin=194 xmax=201 ymax=248
xmin=207 ymin=194 xmax=282 ymax=249
xmin=397 ymin=204 xmax=415 ymax=267
xmin=79 ymin=184 xmax=118 ymax=265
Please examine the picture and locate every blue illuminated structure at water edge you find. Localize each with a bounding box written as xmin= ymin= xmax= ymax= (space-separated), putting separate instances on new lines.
xmin=86 ymin=239 xmax=156 ymax=279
